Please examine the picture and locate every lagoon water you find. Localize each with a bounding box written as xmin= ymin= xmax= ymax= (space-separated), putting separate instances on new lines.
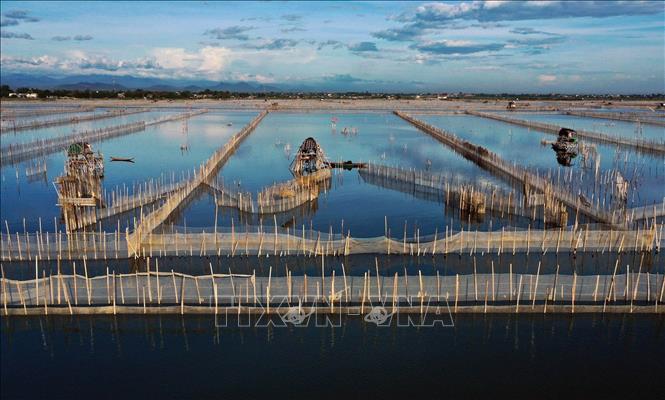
xmin=419 ymin=114 xmax=665 ymax=207
xmin=2 ymin=109 xmax=663 ymax=235
xmin=1 ymin=107 xmax=664 ymax=399
xmin=507 ymin=112 xmax=665 ymax=142
xmin=2 ymin=314 xmax=663 ymax=399
xmin=170 ymin=112 xmax=517 ymax=237
xmin=0 ymin=111 xmax=256 ymax=232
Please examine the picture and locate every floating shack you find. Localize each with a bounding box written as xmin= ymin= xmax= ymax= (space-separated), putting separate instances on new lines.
xmin=55 ymin=142 xmax=105 ymax=231
xmin=551 ymin=128 xmax=579 ymax=166
xmin=289 ymin=137 xmax=329 ymax=175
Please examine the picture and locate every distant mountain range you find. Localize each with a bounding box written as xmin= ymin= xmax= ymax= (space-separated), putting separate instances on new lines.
xmin=0 ymin=73 xmax=283 ymax=92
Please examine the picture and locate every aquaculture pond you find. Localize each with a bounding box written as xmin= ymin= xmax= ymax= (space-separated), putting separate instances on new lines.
xmin=167 ymin=112 xmax=526 ymax=237
xmin=2 ymin=314 xmax=664 ymax=399
xmin=0 ymin=111 xmax=257 ymax=232
xmin=0 ymin=109 xmax=166 ymax=146
xmin=417 ymin=114 xmax=665 ymax=208
xmin=504 ymin=112 xmax=665 ymax=142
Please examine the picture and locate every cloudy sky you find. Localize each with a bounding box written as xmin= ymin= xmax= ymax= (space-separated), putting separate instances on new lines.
xmin=1 ymin=1 xmax=663 ymax=93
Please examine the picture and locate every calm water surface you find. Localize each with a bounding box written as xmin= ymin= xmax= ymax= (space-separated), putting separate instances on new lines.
xmin=1 ymin=314 xmax=663 ymax=399
xmin=419 ymin=114 xmax=665 ymax=207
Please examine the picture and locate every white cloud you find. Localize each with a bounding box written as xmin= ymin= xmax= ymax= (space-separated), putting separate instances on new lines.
xmin=151 ymin=46 xmax=231 ymax=78
xmin=198 ymin=46 xmax=231 ymax=76
xmin=150 ymin=48 xmax=189 ymax=70
xmin=537 ymin=74 xmax=557 ymax=84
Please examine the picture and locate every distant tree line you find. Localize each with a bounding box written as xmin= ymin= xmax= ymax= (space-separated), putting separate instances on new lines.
xmin=0 ymin=85 xmax=662 ymax=101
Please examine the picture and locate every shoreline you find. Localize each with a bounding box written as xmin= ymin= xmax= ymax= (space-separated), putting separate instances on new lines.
xmin=2 ymin=98 xmax=664 ymax=112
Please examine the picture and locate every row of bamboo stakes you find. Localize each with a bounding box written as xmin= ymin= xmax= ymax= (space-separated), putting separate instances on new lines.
xmin=212 ymin=169 xmax=331 ymax=215
xmin=563 ymin=110 xmax=665 ymax=127
xmin=0 ymin=121 xmax=146 ymax=166
xmin=394 ymin=111 xmax=631 ymax=227
xmin=466 ymin=110 xmax=665 ymax=153
xmin=0 ymin=108 xmax=151 ymax=134
xmin=127 ymin=110 xmax=269 ymax=256
xmin=1 ymin=257 xmax=663 ymax=315
xmin=1 ymin=215 xmax=661 ymax=260
xmin=1 ymin=109 xmax=209 ymax=167
xmin=0 ymin=105 xmax=96 ymax=119
xmin=61 ymin=110 xmax=211 ymax=230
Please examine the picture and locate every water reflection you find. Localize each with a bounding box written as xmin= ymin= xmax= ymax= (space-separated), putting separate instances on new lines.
xmin=2 ymin=314 xmax=663 ymax=398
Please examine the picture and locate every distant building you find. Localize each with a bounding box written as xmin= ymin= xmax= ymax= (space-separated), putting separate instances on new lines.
xmin=117 ymin=92 xmax=126 ymax=99
xmin=10 ymin=92 xmax=38 ymax=99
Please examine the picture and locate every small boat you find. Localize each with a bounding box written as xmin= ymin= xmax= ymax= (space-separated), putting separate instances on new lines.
xmin=110 ymin=156 xmax=135 ymax=163
xmin=227 ymin=122 xmax=233 ymax=126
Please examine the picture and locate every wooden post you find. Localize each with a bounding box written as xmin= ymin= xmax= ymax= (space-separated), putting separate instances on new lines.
xmin=532 ymin=261 xmax=541 ymax=308
xmin=515 ymin=275 xmax=523 ymax=313
xmin=361 ymin=272 xmax=367 ymax=314
xmin=572 ymin=272 xmax=577 ymax=313
xmin=172 ymin=270 xmax=178 ymax=304
xmin=341 ymin=263 xmax=349 ymax=303
xmin=35 ymin=257 xmax=39 ymax=307
xmin=473 ymin=257 xmax=478 ymax=301
xmin=73 ymin=261 xmax=78 ymax=305
xmin=454 ymin=273 xmax=459 ymax=313
xmin=484 ymin=279 xmax=489 ymax=313
xmin=1 ymin=264 xmax=7 ymax=316
xmin=509 ymin=263 xmax=513 ymax=301
xmin=267 ymin=266 xmax=272 ymax=314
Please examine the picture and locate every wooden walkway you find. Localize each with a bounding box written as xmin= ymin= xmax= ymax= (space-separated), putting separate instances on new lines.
xmin=394 ymin=111 xmax=622 ymax=227
xmin=465 ymin=110 xmax=665 ymax=154
xmin=126 ymin=110 xmax=269 ymax=256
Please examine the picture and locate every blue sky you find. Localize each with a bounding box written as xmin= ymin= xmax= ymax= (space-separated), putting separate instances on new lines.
xmin=0 ymin=1 xmax=663 ymax=93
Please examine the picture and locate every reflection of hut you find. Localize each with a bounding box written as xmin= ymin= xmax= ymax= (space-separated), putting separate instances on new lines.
xmin=506 ymin=100 xmax=517 ymax=110
xmin=289 ymin=137 xmax=329 ymax=176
